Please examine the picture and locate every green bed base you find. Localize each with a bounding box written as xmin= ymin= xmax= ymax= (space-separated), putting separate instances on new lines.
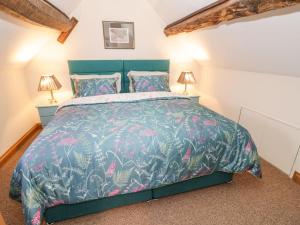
xmin=44 ymin=172 xmax=233 ymax=223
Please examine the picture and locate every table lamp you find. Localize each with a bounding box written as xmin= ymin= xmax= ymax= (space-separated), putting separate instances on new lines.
xmin=177 ymin=71 xmax=196 ymax=95
xmin=38 ymin=75 xmax=62 ymax=103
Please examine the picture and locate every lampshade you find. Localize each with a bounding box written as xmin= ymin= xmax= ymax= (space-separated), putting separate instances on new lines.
xmin=177 ymin=71 xmax=196 ymax=84
xmin=38 ymin=75 xmax=62 ymax=91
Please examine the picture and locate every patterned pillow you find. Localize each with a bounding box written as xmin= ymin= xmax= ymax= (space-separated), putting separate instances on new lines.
xmin=127 ymin=71 xmax=169 ymax=92
xmin=71 ymin=73 xmax=122 ymax=93
xmin=73 ymin=78 xmax=118 ymax=97
xmin=131 ymin=75 xmax=170 ymax=92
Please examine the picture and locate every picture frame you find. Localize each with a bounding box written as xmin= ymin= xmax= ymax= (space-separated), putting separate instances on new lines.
xmin=102 ymin=21 xmax=135 ymax=49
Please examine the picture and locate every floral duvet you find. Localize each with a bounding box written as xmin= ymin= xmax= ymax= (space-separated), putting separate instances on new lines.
xmin=10 ymin=92 xmax=261 ymax=225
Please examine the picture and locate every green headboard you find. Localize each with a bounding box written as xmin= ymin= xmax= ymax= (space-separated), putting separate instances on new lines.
xmin=68 ymin=59 xmax=170 ymax=93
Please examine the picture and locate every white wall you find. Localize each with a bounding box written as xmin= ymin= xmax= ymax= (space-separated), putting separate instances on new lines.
xmin=25 ymin=0 xmax=168 ymax=103
xmin=0 ymin=0 xmax=84 ymax=156
xmin=147 ymin=0 xmax=216 ymax=24
xmin=0 ymin=0 xmax=201 ymax=154
xmin=0 ymin=0 xmax=300 ymax=176
xmin=47 ymin=0 xmax=83 ymax=16
xmin=0 ymin=12 xmax=58 ymax=66
xmin=24 ymin=0 xmax=202 ymax=121
xmin=0 ymin=14 xmax=55 ymax=156
xmin=147 ymin=1 xmax=300 ymax=77
xmin=0 ymin=66 xmax=36 ymax=155
xmin=194 ymin=66 xmax=300 ymax=174
xmin=147 ymin=0 xmax=300 ymax=175
xmin=196 ymin=67 xmax=300 ymax=125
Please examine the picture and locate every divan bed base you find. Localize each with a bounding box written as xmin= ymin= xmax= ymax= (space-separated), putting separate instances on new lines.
xmin=44 ymin=171 xmax=233 ymax=223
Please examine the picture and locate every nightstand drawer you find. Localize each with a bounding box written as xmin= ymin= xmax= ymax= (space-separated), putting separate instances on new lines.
xmin=38 ymin=106 xmax=58 ymax=116
xmin=40 ymin=116 xmax=54 ymax=127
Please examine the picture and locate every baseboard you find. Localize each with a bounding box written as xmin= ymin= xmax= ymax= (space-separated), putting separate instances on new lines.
xmin=293 ymin=171 xmax=300 ymax=185
xmin=0 ymin=213 xmax=6 ymax=225
xmin=0 ymin=123 xmax=42 ymax=167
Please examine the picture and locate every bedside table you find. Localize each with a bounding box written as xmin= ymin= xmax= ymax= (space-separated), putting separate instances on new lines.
xmin=36 ymin=103 xmax=59 ymax=127
xmin=189 ymin=95 xmax=200 ymax=104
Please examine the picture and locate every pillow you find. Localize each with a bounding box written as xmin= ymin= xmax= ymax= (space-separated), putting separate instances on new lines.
xmin=128 ymin=71 xmax=169 ymax=76
xmin=130 ymin=75 xmax=170 ymax=92
xmin=73 ymin=77 xmax=118 ymax=97
xmin=127 ymin=71 xmax=169 ymax=92
xmin=71 ymin=73 xmax=122 ymax=93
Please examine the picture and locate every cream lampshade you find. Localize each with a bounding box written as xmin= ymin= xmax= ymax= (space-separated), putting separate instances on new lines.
xmin=38 ymin=75 xmax=62 ymax=103
xmin=177 ymin=71 xmax=196 ymax=95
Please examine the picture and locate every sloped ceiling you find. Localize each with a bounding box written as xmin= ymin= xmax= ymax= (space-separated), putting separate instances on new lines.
xmin=146 ymin=0 xmax=300 ymax=77
xmin=0 ymin=0 xmax=299 ymax=77
xmin=0 ymin=0 xmax=82 ymax=68
xmin=147 ymin=0 xmax=217 ymax=24
xmin=47 ymin=0 xmax=83 ymax=16
xmin=0 ymin=13 xmax=56 ymax=68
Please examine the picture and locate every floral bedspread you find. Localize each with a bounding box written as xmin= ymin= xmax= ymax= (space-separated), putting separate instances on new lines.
xmin=10 ymin=92 xmax=261 ymax=225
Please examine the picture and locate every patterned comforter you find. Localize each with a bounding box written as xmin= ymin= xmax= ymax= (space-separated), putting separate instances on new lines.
xmin=10 ymin=92 xmax=261 ymax=225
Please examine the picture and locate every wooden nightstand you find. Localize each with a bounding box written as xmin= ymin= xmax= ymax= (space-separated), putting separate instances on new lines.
xmin=36 ymin=103 xmax=59 ymax=127
xmin=189 ymin=95 xmax=200 ymax=104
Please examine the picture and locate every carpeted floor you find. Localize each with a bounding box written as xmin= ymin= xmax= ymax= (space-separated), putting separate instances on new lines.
xmin=1 ymin=131 xmax=300 ymax=225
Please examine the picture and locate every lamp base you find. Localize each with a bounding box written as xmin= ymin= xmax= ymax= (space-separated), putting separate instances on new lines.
xmin=48 ymin=98 xmax=57 ymax=104
xmin=182 ymin=90 xmax=189 ymax=96
xmin=49 ymin=90 xmax=57 ymax=104
xmin=182 ymin=83 xmax=189 ymax=95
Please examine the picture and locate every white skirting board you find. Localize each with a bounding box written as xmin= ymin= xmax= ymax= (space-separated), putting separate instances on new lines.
xmin=238 ymin=106 xmax=300 ymax=177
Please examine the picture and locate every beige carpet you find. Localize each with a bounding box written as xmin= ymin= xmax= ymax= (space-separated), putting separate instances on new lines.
xmin=1 ymin=132 xmax=300 ymax=225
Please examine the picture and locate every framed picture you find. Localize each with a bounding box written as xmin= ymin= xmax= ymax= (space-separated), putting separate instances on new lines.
xmin=102 ymin=21 xmax=135 ymax=49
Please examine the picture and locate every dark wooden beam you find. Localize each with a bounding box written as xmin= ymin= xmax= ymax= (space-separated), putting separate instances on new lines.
xmin=57 ymin=17 xmax=78 ymax=44
xmin=0 ymin=0 xmax=78 ymax=43
xmin=164 ymin=0 xmax=300 ymax=36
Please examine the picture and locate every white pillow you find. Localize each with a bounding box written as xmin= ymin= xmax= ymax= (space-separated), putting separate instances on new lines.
xmin=127 ymin=71 xmax=169 ymax=92
xmin=127 ymin=71 xmax=168 ymax=77
xmin=71 ymin=73 xmax=122 ymax=93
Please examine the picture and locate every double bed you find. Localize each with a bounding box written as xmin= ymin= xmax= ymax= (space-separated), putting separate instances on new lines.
xmin=10 ymin=60 xmax=261 ymax=225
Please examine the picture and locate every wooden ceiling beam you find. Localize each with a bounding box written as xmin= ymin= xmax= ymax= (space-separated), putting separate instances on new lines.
xmin=0 ymin=0 xmax=78 ymax=43
xmin=164 ymin=0 xmax=300 ymax=36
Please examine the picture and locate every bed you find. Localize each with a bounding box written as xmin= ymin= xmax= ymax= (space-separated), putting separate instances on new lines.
xmin=10 ymin=60 xmax=261 ymax=225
